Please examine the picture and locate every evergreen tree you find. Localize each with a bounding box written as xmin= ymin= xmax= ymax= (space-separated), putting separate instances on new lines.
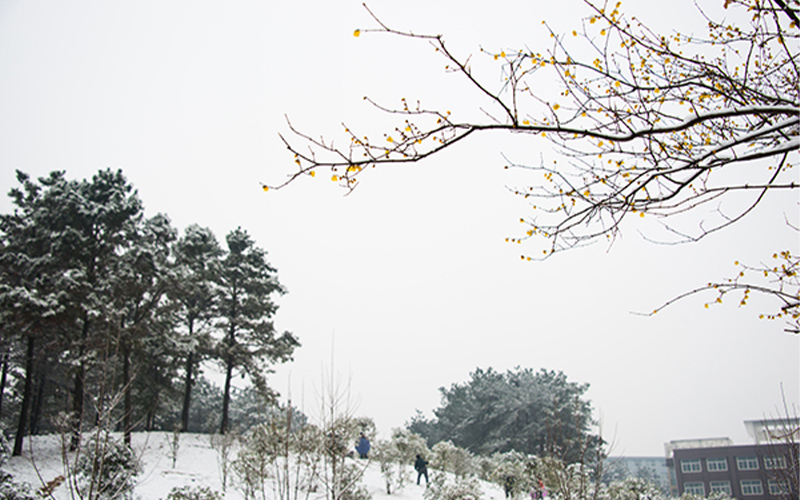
xmin=1 ymin=169 xmax=143 ymax=451
xmin=1 ymin=169 xmax=301 ymax=447
xmin=112 ymin=213 xmax=177 ymax=444
xmin=54 ymin=169 xmax=143 ymax=449
xmin=214 ymin=228 xmax=299 ymax=434
xmin=409 ymin=367 xmax=599 ymax=464
xmin=0 ymin=171 xmax=87 ymax=454
xmin=0 ymin=171 xmax=55 ymax=455
xmin=170 ymin=224 xmax=222 ymax=433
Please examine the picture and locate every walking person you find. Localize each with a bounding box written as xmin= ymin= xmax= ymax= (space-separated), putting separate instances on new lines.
xmin=414 ymin=454 xmax=429 ymax=485
xmin=504 ymin=475 xmax=515 ymax=498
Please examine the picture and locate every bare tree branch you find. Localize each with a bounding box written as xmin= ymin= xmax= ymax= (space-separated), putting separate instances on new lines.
xmin=274 ymin=0 xmax=799 ymax=332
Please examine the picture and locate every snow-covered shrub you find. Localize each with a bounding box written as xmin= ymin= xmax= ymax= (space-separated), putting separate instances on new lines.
xmin=0 ymin=433 xmax=8 ymax=467
xmin=423 ymin=471 xmax=482 ymax=500
xmin=334 ymin=462 xmax=371 ymax=500
xmin=354 ymin=417 xmax=377 ymax=443
xmin=388 ymin=429 xmax=428 ymax=464
xmin=429 ymin=441 xmax=474 ymax=478
xmin=315 ymin=415 xmax=371 ymax=500
xmin=167 ymin=425 xmax=181 ymax=469
xmin=233 ymin=415 xmax=324 ymax=500
xmin=233 ymin=424 xmax=276 ymax=500
xmin=487 ymin=451 xmax=539 ymax=499
xmin=0 ymin=472 xmax=36 ymax=500
xmin=372 ymin=438 xmax=411 ymax=494
xmin=76 ymin=434 xmax=142 ymax=499
xmin=371 ymin=428 xmax=428 ymax=494
xmin=473 ymin=454 xmax=497 ymax=482
xmin=210 ymin=431 xmax=237 ymax=493
xmin=535 ymin=456 xmax=599 ymax=500
xmin=598 ymin=477 xmax=667 ymax=500
xmin=284 ymin=422 xmax=324 ymax=495
xmin=0 ymin=433 xmax=32 ymax=499
xmin=164 ymin=485 xmax=223 ymax=500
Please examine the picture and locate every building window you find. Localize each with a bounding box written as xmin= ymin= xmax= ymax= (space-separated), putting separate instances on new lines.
xmin=706 ymin=457 xmax=728 ymax=472
xmin=681 ymin=459 xmax=702 ymax=473
xmin=684 ymin=482 xmax=705 ymax=496
xmin=764 ymin=456 xmax=787 ymax=469
xmin=768 ymin=480 xmax=790 ymax=495
xmin=710 ymin=481 xmax=732 ymax=495
xmin=740 ymin=479 xmax=764 ymax=496
xmin=736 ymin=456 xmax=759 ymax=470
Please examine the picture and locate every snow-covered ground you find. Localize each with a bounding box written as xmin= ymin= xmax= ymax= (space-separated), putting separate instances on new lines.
xmin=3 ymin=433 xmax=506 ymax=500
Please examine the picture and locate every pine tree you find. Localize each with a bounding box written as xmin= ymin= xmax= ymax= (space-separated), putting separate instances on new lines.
xmin=170 ymin=224 xmax=223 ymax=433
xmin=56 ymin=169 xmax=143 ymax=449
xmin=214 ymin=228 xmax=299 ymax=434
xmin=112 ymin=213 xmax=177 ymax=444
xmin=0 ymin=171 xmax=84 ymax=455
xmin=411 ymin=367 xmax=599 ymax=464
xmin=1 ymin=169 xmax=144 ymax=451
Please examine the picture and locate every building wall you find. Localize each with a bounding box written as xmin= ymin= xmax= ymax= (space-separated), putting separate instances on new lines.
xmin=670 ymin=443 xmax=798 ymax=500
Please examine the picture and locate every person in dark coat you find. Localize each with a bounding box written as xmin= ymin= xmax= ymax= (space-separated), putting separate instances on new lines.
xmin=504 ymin=475 xmax=515 ymax=498
xmin=355 ymin=432 xmax=371 ymax=459
xmin=414 ymin=454 xmax=429 ymax=485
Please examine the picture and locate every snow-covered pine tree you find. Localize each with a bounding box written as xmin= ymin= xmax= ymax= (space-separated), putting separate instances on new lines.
xmin=214 ymin=227 xmax=299 ymax=434
xmin=169 ymin=224 xmax=223 ymax=433
xmin=412 ymin=367 xmax=599 ymax=464
xmin=50 ymin=169 xmax=143 ymax=450
xmin=1 ymin=169 xmax=144 ymax=453
xmin=111 ymin=212 xmax=178 ymax=445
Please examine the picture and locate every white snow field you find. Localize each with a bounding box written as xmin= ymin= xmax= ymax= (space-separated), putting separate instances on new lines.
xmin=2 ymin=432 xmax=507 ymax=500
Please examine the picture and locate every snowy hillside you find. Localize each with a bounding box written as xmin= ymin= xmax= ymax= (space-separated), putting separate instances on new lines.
xmin=2 ymin=433 xmax=507 ymax=500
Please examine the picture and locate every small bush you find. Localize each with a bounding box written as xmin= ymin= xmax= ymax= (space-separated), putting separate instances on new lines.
xmin=423 ymin=471 xmax=482 ymax=500
xmin=336 ymin=463 xmax=371 ymax=500
xmin=164 ymin=485 xmax=223 ymax=500
xmin=0 ymin=471 xmax=36 ymax=500
xmin=429 ymin=441 xmax=474 ymax=478
xmin=76 ymin=434 xmax=142 ymax=498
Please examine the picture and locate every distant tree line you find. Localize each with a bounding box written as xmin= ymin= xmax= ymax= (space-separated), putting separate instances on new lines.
xmin=0 ymin=169 xmax=299 ymax=456
xmin=407 ymin=367 xmax=601 ymax=465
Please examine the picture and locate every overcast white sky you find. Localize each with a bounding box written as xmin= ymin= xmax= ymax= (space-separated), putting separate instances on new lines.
xmin=1 ymin=0 xmax=797 ymax=457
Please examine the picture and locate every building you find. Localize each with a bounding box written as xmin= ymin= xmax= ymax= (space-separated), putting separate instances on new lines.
xmin=603 ymin=456 xmax=670 ymax=493
xmin=665 ymin=420 xmax=799 ymax=500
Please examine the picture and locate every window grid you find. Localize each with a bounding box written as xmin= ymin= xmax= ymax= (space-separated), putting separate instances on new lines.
xmin=706 ymin=457 xmax=728 ymax=472
xmin=740 ymin=479 xmax=764 ymax=496
xmin=710 ymin=481 xmax=732 ymax=495
xmin=681 ymin=459 xmax=702 ymax=473
xmin=684 ymin=482 xmax=705 ymax=496
xmin=736 ymin=456 xmax=760 ymax=470
xmin=764 ymin=456 xmax=787 ymax=469
xmin=768 ymin=480 xmax=789 ymax=495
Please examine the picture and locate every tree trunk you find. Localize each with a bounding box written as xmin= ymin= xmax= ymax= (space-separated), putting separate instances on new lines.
xmin=13 ymin=335 xmax=35 ymax=456
xmin=145 ymin=387 xmax=161 ymax=431
xmin=181 ymin=350 xmax=194 ymax=432
xmin=70 ymin=363 xmax=84 ymax=451
xmin=220 ymin=321 xmax=236 ymax=435
xmin=220 ymin=348 xmax=233 ymax=435
xmin=29 ymin=365 xmax=47 ymax=435
xmin=70 ymin=317 xmax=90 ymax=451
xmin=0 ymin=345 xmax=9 ymax=420
xmin=180 ymin=317 xmax=196 ymax=432
xmin=123 ymin=338 xmax=132 ymax=447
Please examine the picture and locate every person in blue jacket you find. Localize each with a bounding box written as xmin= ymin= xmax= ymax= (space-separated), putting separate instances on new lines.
xmin=355 ymin=432 xmax=371 ymax=459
